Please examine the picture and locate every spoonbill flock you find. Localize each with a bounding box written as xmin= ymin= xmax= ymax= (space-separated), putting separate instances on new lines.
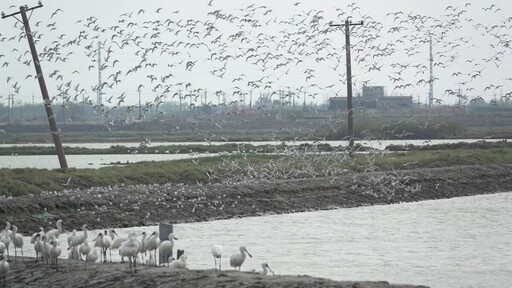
xmin=0 ymin=220 xmax=275 ymax=280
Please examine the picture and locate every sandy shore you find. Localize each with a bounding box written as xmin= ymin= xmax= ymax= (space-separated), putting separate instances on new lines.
xmin=3 ymin=257 xmax=427 ymax=288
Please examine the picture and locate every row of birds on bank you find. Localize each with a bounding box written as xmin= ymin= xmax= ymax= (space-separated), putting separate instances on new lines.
xmin=0 ymin=220 xmax=275 ymax=278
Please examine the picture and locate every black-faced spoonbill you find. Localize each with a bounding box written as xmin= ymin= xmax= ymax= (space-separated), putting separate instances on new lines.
xmin=110 ymin=233 xmax=129 ymax=263
xmin=145 ymin=231 xmax=160 ymax=266
xmin=230 ymin=246 xmax=252 ymax=271
xmin=31 ymin=228 xmax=44 ymax=262
xmin=48 ymin=238 xmax=61 ymax=271
xmin=46 ymin=219 xmax=63 ymax=239
xmin=105 ymin=229 xmax=118 ymax=262
xmin=0 ymin=222 xmax=11 ymax=260
xmin=261 ymin=263 xmax=275 ymax=275
xmin=10 ymin=225 xmax=23 ymax=262
xmin=170 ymin=254 xmax=187 ymax=269
xmin=85 ymin=247 xmax=98 ymax=269
xmin=93 ymin=232 xmax=106 ymax=263
xmin=68 ymin=224 xmax=88 ymax=260
xmin=120 ymin=233 xmax=141 ymax=273
xmin=158 ymin=233 xmax=178 ymax=266
xmin=0 ymin=254 xmax=8 ymax=283
xmin=211 ymin=244 xmax=223 ymax=271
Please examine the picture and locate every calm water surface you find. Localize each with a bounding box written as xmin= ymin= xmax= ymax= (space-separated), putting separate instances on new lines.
xmin=0 ymin=154 xmax=215 ymax=169
xmin=20 ymin=192 xmax=512 ymax=288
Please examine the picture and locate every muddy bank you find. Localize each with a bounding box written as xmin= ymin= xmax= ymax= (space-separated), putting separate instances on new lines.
xmin=5 ymin=257 xmax=427 ymax=288
xmin=1 ymin=164 xmax=511 ymax=234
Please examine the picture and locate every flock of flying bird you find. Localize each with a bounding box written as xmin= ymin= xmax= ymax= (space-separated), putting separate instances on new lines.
xmin=1 ymin=1 xmax=512 ymax=128
xmin=0 ymin=219 xmax=275 ymax=281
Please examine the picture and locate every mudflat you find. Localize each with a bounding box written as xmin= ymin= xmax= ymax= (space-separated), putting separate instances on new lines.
xmin=5 ymin=257 xmax=428 ymax=288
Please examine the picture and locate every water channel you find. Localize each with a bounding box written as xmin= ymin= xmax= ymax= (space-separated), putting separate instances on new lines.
xmin=19 ymin=192 xmax=512 ymax=288
xmin=0 ymin=139 xmax=504 ymax=169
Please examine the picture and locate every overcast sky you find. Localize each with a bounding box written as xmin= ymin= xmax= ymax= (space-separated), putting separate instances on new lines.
xmin=1 ymin=0 xmax=512 ymax=108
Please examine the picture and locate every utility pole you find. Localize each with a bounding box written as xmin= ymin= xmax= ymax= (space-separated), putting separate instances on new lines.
xmin=178 ymin=89 xmax=182 ymax=116
xmin=31 ymin=93 xmax=34 ymax=121
xmin=303 ymin=90 xmax=307 ymax=111
xmin=2 ymin=3 xmax=68 ymax=168
xmin=62 ymin=96 xmax=66 ymax=124
xmin=138 ymin=90 xmax=142 ymax=120
xmin=249 ymin=90 xmax=253 ymax=110
xmin=82 ymin=93 xmax=85 ymax=124
xmin=330 ymin=19 xmax=364 ymax=148
xmin=97 ymin=41 xmax=103 ymax=105
xmin=19 ymin=100 xmax=23 ymax=123
xmin=429 ymin=35 xmax=434 ymax=108
xmin=292 ymin=89 xmax=295 ymax=111
xmin=7 ymin=92 xmax=12 ymax=124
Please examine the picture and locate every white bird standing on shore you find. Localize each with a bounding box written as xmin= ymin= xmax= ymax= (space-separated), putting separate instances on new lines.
xmin=32 ymin=233 xmax=45 ymax=262
xmin=10 ymin=225 xmax=23 ymax=262
xmin=41 ymin=235 xmax=52 ymax=268
xmin=67 ymin=230 xmax=77 ymax=247
xmin=79 ymin=240 xmax=91 ymax=260
xmin=49 ymin=238 xmax=61 ymax=271
xmin=106 ymin=229 xmax=118 ymax=262
xmin=31 ymin=227 xmax=44 ymax=244
xmin=68 ymin=224 xmax=88 ymax=260
xmin=93 ymin=232 xmax=106 ymax=263
xmin=46 ymin=219 xmax=63 ymax=239
xmin=230 ymin=246 xmax=252 ymax=271
xmin=139 ymin=231 xmax=148 ymax=264
xmin=145 ymin=231 xmax=160 ymax=266
xmin=85 ymin=247 xmax=98 ymax=269
xmin=211 ymin=244 xmax=223 ymax=271
xmin=159 ymin=233 xmax=178 ymax=267
xmin=110 ymin=233 xmax=128 ymax=263
xmin=119 ymin=233 xmax=141 ymax=273
xmin=0 ymin=222 xmax=11 ymax=259
xmin=0 ymin=254 xmax=8 ymax=283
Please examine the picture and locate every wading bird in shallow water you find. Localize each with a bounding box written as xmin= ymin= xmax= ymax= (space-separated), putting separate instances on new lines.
xmin=230 ymin=246 xmax=252 ymax=271
xmin=211 ymin=244 xmax=223 ymax=271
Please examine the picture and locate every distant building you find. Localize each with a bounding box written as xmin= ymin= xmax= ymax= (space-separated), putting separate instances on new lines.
xmin=328 ymin=84 xmax=412 ymax=113
xmin=362 ymin=85 xmax=384 ymax=99
xmin=377 ymin=96 xmax=412 ymax=112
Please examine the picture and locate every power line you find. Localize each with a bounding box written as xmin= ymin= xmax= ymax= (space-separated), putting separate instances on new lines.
xmin=329 ymin=19 xmax=364 ymax=148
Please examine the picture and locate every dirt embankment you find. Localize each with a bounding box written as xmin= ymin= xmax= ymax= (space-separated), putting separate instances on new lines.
xmin=1 ymin=164 xmax=511 ymax=235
